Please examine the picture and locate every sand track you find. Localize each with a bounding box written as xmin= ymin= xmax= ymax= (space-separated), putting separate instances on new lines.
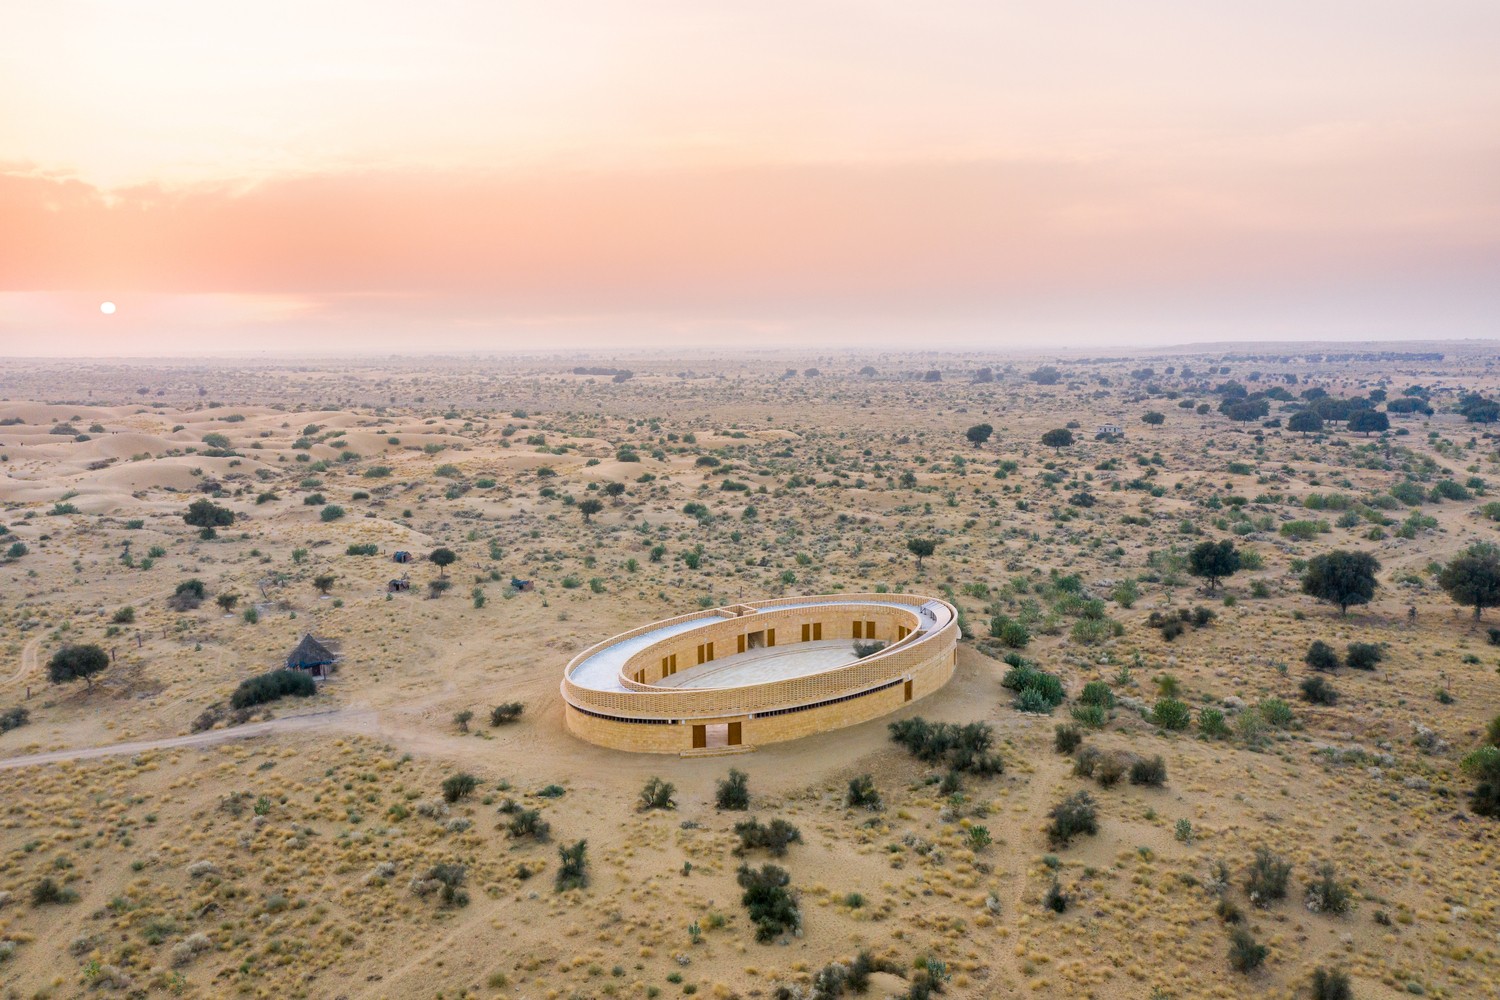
xmin=0 ymin=707 xmax=376 ymax=770
xmin=2 ymin=634 xmax=41 ymax=690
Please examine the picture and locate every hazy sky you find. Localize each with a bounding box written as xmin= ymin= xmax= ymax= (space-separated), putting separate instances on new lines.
xmin=2 ymin=1 xmax=1497 ymax=355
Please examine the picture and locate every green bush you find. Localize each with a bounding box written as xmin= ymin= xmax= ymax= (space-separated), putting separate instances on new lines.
xmin=556 ymin=840 xmax=589 ymax=891
xmin=845 ymin=775 xmax=882 ymax=810
xmin=441 ymin=772 xmax=478 ymax=803
xmin=1198 ymin=707 xmax=1230 ymax=739
xmin=1069 ymin=703 xmax=1106 ymax=729
xmin=1301 ymin=675 xmax=1338 ymax=705
xmin=1054 ymin=724 xmax=1083 ymax=754
xmin=1047 ymin=791 xmax=1098 ymax=847
xmin=736 ymin=863 xmax=800 ymax=942
xmin=1245 ymin=847 xmax=1291 ymax=907
xmin=1280 ymin=519 xmax=1326 ymax=541
xmin=1044 ymin=879 xmax=1069 ymax=913
xmin=489 ymin=702 xmax=525 ymax=725
xmin=888 ymin=718 xmax=1003 ymax=773
xmin=31 ymin=877 xmax=74 ymax=906
xmin=1259 ymin=698 xmax=1295 ymax=728
xmin=1311 ymin=968 xmax=1353 ymax=1000
xmin=1151 ymin=698 xmax=1192 ymax=730
xmin=229 ymin=669 xmax=315 ymax=709
xmin=1304 ymin=862 xmax=1353 ymax=915
xmin=507 ymin=809 xmax=550 ymax=841
xmin=1130 ymin=755 xmax=1167 ymax=786
xmin=1003 ymin=663 xmax=1066 ymax=713
xmin=1346 ymin=642 xmax=1383 ymax=670
xmin=1460 ymin=746 xmax=1500 ymax=816
xmin=1228 ymin=928 xmax=1267 ymax=973
xmin=733 ymin=818 xmax=802 ymax=857
xmin=1079 ymin=681 xmax=1114 ymax=708
xmin=638 ymin=776 xmax=676 ymax=811
xmin=1095 ymin=753 xmax=1127 ymax=787
xmin=716 ymin=769 xmax=750 ymax=810
xmin=1305 ymin=640 xmax=1341 ymax=672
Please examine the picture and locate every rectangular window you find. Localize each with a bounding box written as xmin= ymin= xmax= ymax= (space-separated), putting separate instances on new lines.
xmin=866 ymin=620 xmax=876 ymax=638
xmin=801 ymin=623 xmax=811 ymax=642
xmin=737 ymin=633 xmax=746 ymax=654
xmin=767 ymin=628 xmax=776 ymax=647
xmin=852 ymin=621 xmax=864 ymax=639
xmin=812 ymin=622 xmax=822 ymax=641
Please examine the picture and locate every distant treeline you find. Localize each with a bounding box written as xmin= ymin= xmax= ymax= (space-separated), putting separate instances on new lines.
xmin=1074 ymin=351 xmax=1443 ymax=366
xmin=572 ymin=367 xmax=634 ymax=382
xmin=1217 ymin=352 xmax=1445 ymax=364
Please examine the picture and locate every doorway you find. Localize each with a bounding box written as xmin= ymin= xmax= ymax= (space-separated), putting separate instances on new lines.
xmin=692 ymin=723 xmax=741 ymax=749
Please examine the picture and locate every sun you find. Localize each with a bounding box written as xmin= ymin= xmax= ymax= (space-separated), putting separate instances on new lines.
xmin=99 ymin=301 xmax=116 ymax=315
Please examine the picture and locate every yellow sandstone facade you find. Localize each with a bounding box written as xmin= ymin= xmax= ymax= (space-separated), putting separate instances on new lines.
xmin=561 ymin=593 xmax=959 ymax=754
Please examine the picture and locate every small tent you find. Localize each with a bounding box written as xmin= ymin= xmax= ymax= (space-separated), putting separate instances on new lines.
xmin=392 ymin=551 xmax=412 ymax=564
xmin=285 ymin=634 xmax=337 ymax=679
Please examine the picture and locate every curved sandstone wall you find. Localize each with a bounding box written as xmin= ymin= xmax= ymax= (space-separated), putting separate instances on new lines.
xmin=561 ymin=594 xmax=958 ymax=753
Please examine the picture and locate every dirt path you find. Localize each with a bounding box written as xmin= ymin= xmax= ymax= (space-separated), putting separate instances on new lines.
xmin=0 ymin=707 xmax=377 ymax=770
xmin=1 ymin=635 xmax=42 ymax=690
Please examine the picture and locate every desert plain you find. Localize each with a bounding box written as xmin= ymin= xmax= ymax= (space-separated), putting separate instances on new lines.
xmin=0 ymin=345 xmax=1497 ymax=1000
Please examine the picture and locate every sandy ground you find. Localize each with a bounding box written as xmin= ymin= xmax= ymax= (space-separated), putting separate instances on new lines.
xmin=0 ymin=346 xmax=1496 ymax=999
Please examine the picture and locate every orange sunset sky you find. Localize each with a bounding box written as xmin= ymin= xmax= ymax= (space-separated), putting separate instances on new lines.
xmin=1 ymin=1 xmax=1497 ymax=355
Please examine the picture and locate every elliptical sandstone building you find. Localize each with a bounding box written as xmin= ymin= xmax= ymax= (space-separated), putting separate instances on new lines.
xmin=562 ymin=593 xmax=959 ymax=754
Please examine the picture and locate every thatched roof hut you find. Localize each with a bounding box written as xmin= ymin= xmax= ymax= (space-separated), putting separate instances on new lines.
xmin=286 ymin=634 xmax=337 ymax=677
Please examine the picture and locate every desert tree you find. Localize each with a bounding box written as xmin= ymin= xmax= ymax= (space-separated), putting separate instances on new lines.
xmin=906 ymin=538 xmax=937 ymax=569
xmin=1438 ymin=542 xmax=1500 ymax=620
xmin=1041 ymin=428 xmax=1074 ymax=453
xmin=577 ymin=497 xmax=604 ymax=523
xmin=1288 ymin=410 xmax=1323 ymax=436
xmin=1347 ymin=409 xmax=1389 ymax=435
xmin=429 ymin=547 xmax=457 ymax=576
xmin=1028 ymin=365 xmax=1061 ymax=385
xmin=48 ymin=644 xmax=109 ymax=689
xmin=1188 ymin=539 xmax=1240 ymax=593
xmin=1301 ymin=549 xmax=1380 ymax=616
xmin=965 ymin=423 xmax=993 ymax=448
xmin=1142 ymin=411 xmax=1165 ymax=426
xmin=313 ymin=574 xmax=336 ymax=595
